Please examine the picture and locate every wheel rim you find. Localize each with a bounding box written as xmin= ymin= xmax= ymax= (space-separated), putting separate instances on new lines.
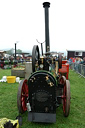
xmin=63 ymin=84 xmax=66 ymax=113
xmin=21 ymin=79 xmax=28 ymax=112
xmin=58 ymin=53 xmax=62 ymax=69
xmin=62 ymin=80 xmax=70 ymax=117
xmin=32 ymin=45 xmax=40 ymax=72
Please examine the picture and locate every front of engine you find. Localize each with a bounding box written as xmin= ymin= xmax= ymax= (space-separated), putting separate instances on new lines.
xmin=28 ymin=71 xmax=57 ymax=123
xmin=27 ymin=2 xmax=59 ymax=123
xmin=17 ymin=2 xmax=70 ymax=124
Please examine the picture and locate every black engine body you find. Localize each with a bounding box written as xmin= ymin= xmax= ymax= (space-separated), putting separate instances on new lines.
xmin=28 ymin=71 xmax=57 ymax=122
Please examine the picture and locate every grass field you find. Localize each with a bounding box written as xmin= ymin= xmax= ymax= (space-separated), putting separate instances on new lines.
xmin=0 ymin=69 xmax=85 ymax=128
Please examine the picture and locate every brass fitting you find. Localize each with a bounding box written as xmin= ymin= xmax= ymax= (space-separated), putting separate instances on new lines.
xmin=40 ymin=56 xmax=44 ymax=64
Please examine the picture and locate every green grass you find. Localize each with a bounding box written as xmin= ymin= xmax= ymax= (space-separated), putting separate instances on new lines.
xmin=0 ymin=69 xmax=85 ymax=128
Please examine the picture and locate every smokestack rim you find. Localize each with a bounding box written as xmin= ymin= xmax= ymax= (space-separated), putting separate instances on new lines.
xmin=43 ymin=2 xmax=50 ymax=8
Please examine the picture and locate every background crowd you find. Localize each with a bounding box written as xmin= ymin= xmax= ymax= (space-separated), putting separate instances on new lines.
xmin=68 ymin=57 xmax=85 ymax=65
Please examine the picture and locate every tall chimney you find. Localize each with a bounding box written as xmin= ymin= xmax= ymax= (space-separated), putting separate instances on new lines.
xmin=43 ymin=2 xmax=50 ymax=53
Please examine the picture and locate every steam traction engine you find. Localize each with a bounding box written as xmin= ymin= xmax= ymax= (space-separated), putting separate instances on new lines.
xmin=17 ymin=2 xmax=70 ymax=123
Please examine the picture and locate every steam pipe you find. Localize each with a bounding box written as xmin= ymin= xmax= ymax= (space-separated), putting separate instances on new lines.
xmin=43 ymin=2 xmax=50 ymax=53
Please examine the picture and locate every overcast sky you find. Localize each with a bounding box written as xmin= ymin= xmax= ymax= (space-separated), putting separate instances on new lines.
xmin=0 ymin=0 xmax=85 ymax=54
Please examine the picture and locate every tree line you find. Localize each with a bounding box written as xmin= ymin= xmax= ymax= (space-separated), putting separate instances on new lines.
xmin=6 ymin=48 xmax=22 ymax=55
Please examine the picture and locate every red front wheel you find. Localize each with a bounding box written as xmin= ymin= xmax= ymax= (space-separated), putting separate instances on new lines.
xmin=17 ymin=79 xmax=29 ymax=113
xmin=62 ymin=80 xmax=70 ymax=117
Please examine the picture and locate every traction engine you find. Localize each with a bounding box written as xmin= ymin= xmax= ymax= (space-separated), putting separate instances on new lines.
xmin=17 ymin=2 xmax=70 ymax=123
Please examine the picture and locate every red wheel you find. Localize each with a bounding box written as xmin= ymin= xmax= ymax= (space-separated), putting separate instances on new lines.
xmin=17 ymin=79 xmax=28 ymax=113
xmin=62 ymin=80 xmax=70 ymax=117
xmin=59 ymin=76 xmax=66 ymax=85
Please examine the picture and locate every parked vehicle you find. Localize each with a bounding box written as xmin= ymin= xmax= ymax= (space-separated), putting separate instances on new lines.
xmin=17 ymin=2 xmax=70 ymax=123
